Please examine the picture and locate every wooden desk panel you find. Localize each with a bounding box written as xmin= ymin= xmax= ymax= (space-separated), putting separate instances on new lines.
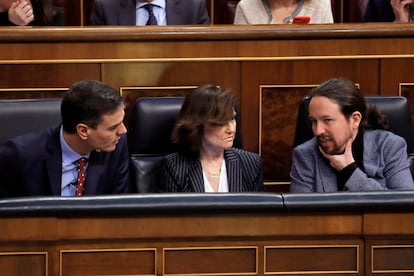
xmin=0 ymin=210 xmax=412 ymax=275
xmin=0 ymin=212 xmax=363 ymax=276
xmin=0 ymin=193 xmax=414 ymax=275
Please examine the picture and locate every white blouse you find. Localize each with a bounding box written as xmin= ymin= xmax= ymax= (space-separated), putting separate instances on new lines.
xmin=203 ymin=159 xmax=229 ymax=192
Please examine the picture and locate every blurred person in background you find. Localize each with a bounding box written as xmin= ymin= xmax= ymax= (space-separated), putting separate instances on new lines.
xmin=363 ymin=0 xmax=414 ymax=22
xmin=0 ymin=0 xmax=63 ymax=26
xmin=234 ymin=0 xmax=334 ymax=24
xmin=90 ymin=0 xmax=210 ymax=26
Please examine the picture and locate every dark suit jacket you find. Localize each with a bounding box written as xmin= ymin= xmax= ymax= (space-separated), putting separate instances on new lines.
xmin=0 ymin=125 xmax=130 ymax=197
xmin=157 ymin=148 xmax=264 ymax=192
xmin=362 ymin=0 xmax=395 ymax=22
xmin=90 ymin=0 xmax=210 ymax=25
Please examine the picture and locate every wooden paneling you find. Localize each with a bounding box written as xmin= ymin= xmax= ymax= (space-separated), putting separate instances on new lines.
xmin=0 ymin=217 xmax=57 ymax=241
xmin=0 ymin=208 xmax=413 ymax=275
xmin=265 ymin=245 xmax=360 ymax=274
xmin=381 ymin=59 xmax=414 ymax=95
xmin=364 ymin=213 xmax=414 ymax=235
xmin=104 ymin=62 xmax=241 ymax=130
xmin=102 ymin=62 xmax=240 ymax=98
xmin=163 ymin=247 xmax=257 ymax=275
xmin=260 ymin=85 xmax=316 ymax=183
xmin=371 ymin=245 xmax=414 ymax=273
xmin=401 ymin=84 xmax=414 ymax=131
xmin=0 ymin=88 xmax=67 ymax=99
xmin=61 ymin=249 xmax=156 ymax=276
xmin=0 ymin=252 xmax=47 ymax=276
xmin=0 ymin=64 xmax=100 ymax=90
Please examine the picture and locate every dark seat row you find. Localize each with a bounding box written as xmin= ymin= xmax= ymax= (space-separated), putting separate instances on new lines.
xmin=0 ymin=98 xmax=62 ymax=144
xmin=1 ymin=95 xmax=413 ymax=193
xmin=1 ymin=190 xmax=414 ymax=216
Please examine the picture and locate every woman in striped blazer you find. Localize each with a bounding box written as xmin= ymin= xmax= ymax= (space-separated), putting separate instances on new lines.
xmin=156 ymin=84 xmax=264 ymax=193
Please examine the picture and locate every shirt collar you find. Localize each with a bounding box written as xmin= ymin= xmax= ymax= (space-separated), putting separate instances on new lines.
xmin=60 ymin=126 xmax=89 ymax=164
xmin=137 ymin=0 xmax=166 ymax=9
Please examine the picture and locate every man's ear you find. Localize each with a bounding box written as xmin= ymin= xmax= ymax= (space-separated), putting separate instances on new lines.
xmin=351 ymin=111 xmax=362 ymax=128
xmin=76 ymin=123 xmax=89 ymax=140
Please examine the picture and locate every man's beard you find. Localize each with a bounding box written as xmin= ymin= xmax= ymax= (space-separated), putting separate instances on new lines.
xmin=318 ymin=136 xmax=344 ymax=155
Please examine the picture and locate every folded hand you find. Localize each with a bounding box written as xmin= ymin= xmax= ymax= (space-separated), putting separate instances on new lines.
xmin=8 ymin=0 xmax=34 ymax=26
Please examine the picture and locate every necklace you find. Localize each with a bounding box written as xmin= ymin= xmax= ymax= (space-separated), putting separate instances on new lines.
xmin=201 ymin=158 xmax=223 ymax=179
xmin=209 ymin=171 xmax=221 ymax=178
xmin=263 ymin=0 xmax=304 ymax=24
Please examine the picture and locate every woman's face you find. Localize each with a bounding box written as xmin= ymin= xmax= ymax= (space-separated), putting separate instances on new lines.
xmin=201 ymin=111 xmax=237 ymax=152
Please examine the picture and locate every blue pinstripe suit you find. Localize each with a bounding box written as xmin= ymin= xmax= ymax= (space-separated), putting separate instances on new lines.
xmin=157 ymin=148 xmax=264 ymax=192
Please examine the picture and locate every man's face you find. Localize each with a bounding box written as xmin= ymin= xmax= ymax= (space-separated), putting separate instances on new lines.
xmin=85 ymin=106 xmax=127 ymax=152
xmin=309 ymin=96 xmax=359 ymax=155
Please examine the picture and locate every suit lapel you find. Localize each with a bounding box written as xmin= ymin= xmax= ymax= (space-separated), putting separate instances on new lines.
xmin=166 ymin=0 xmax=179 ymax=25
xmin=317 ymin=155 xmax=338 ymax=192
xmin=225 ymin=149 xmax=242 ymax=192
xmin=188 ymin=160 xmax=205 ymax=192
xmin=46 ymin=128 xmax=63 ymax=196
xmin=119 ymin=0 xmax=136 ymax=25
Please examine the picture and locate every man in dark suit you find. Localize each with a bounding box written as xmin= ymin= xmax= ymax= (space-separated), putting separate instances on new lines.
xmin=363 ymin=0 xmax=414 ymax=22
xmin=0 ymin=80 xmax=130 ymax=197
xmin=90 ymin=0 xmax=210 ymax=26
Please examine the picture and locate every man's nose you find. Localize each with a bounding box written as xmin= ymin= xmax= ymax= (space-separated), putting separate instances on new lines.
xmin=118 ymin=123 xmax=127 ymax=135
xmin=312 ymin=122 xmax=324 ymax=136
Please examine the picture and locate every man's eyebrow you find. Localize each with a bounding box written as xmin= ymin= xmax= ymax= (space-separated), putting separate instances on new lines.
xmin=107 ymin=122 xmax=122 ymax=130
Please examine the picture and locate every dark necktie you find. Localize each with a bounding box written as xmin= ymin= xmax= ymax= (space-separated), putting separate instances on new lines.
xmin=75 ymin=157 xmax=87 ymax=196
xmin=144 ymin=4 xmax=158 ymax=25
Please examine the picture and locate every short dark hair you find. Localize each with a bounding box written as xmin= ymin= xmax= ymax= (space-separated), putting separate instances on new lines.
xmin=172 ymin=84 xmax=237 ymax=156
xmin=310 ymin=77 xmax=388 ymax=130
xmin=61 ymin=80 xmax=123 ymax=133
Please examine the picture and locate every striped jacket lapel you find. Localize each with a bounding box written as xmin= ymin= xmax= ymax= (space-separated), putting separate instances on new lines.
xmin=225 ymin=149 xmax=242 ymax=192
xmin=187 ymin=159 xmax=205 ymax=192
